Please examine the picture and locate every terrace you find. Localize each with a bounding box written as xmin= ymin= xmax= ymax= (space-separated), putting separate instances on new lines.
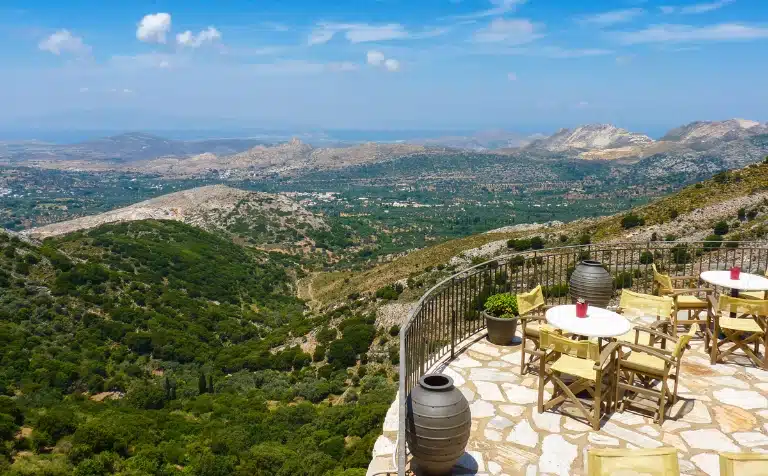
xmin=366 ymin=242 xmax=768 ymax=476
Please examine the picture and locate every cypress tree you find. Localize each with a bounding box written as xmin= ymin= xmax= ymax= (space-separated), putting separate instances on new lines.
xmin=198 ymin=372 xmax=207 ymax=395
xmin=207 ymin=375 xmax=214 ymax=394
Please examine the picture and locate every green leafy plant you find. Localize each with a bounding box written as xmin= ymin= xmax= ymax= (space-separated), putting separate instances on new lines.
xmin=704 ymin=234 xmax=723 ymax=250
xmin=483 ymin=293 xmax=519 ymax=318
xmin=621 ymin=213 xmax=645 ymax=229
xmin=713 ymin=221 xmax=730 ymax=236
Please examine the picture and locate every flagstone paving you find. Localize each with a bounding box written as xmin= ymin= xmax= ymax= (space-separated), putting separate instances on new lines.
xmin=368 ymin=314 xmax=768 ymax=476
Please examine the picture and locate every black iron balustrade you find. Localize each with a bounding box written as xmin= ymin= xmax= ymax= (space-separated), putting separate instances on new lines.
xmin=396 ymin=241 xmax=768 ymax=474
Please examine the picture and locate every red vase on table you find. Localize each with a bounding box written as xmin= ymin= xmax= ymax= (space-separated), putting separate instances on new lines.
xmin=576 ymin=298 xmax=588 ymax=318
xmin=730 ymin=267 xmax=741 ymax=280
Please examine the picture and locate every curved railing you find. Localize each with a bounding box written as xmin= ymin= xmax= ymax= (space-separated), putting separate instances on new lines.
xmin=396 ymin=241 xmax=768 ymax=474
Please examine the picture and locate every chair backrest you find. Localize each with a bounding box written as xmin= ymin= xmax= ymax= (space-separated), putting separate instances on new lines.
xmin=652 ymin=264 xmax=674 ymax=295
xmin=587 ymin=447 xmax=680 ymax=476
xmin=517 ymin=285 xmax=545 ymax=316
xmin=619 ymin=289 xmax=674 ymax=320
xmin=540 ymin=328 xmax=599 ymax=361
xmin=719 ymin=452 xmax=768 ymax=476
xmin=672 ymin=324 xmax=697 ymax=358
xmin=716 ymin=296 xmax=768 ymax=318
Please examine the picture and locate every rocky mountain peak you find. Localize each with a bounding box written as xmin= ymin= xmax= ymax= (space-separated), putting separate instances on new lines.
xmin=660 ymin=118 xmax=768 ymax=150
xmin=526 ymin=123 xmax=654 ymax=153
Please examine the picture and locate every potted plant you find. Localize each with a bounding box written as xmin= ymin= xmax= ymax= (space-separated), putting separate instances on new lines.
xmin=483 ymin=293 xmax=520 ymax=345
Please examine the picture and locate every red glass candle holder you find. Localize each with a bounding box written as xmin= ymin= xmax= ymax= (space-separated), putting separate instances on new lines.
xmin=576 ymin=300 xmax=588 ymax=318
xmin=730 ymin=267 xmax=741 ymax=280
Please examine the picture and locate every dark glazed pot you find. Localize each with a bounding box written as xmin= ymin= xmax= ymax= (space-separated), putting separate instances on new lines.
xmin=570 ymin=259 xmax=613 ymax=308
xmin=483 ymin=311 xmax=519 ymax=346
xmin=406 ymin=374 xmax=471 ymax=475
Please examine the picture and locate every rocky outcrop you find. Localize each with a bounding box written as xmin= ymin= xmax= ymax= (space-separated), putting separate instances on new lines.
xmin=526 ymin=124 xmax=654 ymax=153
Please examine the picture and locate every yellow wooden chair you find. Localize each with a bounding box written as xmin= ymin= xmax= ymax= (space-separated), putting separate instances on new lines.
xmin=519 ymin=285 xmax=551 ymax=375
xmin=586 ymin=447 xmax=680 ymax=476
xmin=615 ymin=325 xmax=696 ymax=424
xmin=719 ymin=452 xmax=768 ymax=476
xmin=740 ymin=270 xmax=768 ymax=300
xmin=536 ymin=329 xmax=617 ymax=430
xmin=615 ymin=290 xmax=675 ymax=346
xmin=707 ymin=295 xmax=768 ymax=369
xmin=652 ymin=264 xmax=713 ymax=336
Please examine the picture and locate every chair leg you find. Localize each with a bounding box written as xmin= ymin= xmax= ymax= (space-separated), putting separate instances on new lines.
xmin=593 ymin=375 xmax=603 ymax=430
xmin=520 ymin=334 xmax=527 ymax=375
xmin=710 ymin=323 xmax=720 ymax=364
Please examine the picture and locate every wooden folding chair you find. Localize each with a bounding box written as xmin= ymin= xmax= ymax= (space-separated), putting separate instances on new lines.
xmin=615 ymin=325 xmax=696 ymax=424
xmin=615 ymin=290 xmax=675 ymax=346
xmin=536 ymin=329 xmax=617 ymax=430
xmin=519 ymin=285 xmax=551 ymax=375
xmin=586 ymin=447 xmax=680 ymax=476
xmin=719 ymin=452 xmax=768 ymax=476
xmin=653 ymin=264 xmax=713 ymax=336
xmin=707 ymin=295 xmax=768 ymax=369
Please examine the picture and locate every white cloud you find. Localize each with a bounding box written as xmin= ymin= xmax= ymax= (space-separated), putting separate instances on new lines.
xmin=577 ymin=8 xmax=644 ymax=27
xmin=616 ymin=23 xmax=768 ymax=44
xmin=366 ymin=51 xmax=400 ymax=72
xmin=576 ymin=100 xmax=589 ymax=108
xmin=615 ymin=55 xmax=633 ymax=65
xmin=79 ymin=87 xmax=89 ymax=93
xmin=177 ymin=26 xmax=222 ymax=48
xmin=123 ymin=89 xmax=134 ymax=94
xmin=137 ymin=13 xmax=172 ymax=43
xmin=384 ymin=58 xmax=401 ymax=72
xmin=307 ymin=22 xmax=447 ymax=45
xmin=473 ymin=18 xmax=542 ymax=44
xmin=38 ymin=30 xmax=90 ymax=56
xmin=367 ymin=50 xmax=386 ymax=66
xmin=507 ymin=72 xmax=517 ymax=81
xmin=660 ymin=0 xmax=734 ymax=15
xmin=457 ymin=0 xmax=528 ymax=20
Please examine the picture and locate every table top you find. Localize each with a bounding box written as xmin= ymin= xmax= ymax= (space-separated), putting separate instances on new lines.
xmin=545 ymin=305 xmax=631 ymax=338
xmin=700 ymin=270 xmax=768 ymax=291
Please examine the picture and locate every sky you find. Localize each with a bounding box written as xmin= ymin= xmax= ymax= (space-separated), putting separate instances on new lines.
xmin=1 ymin=0 xmax=768 ymax=136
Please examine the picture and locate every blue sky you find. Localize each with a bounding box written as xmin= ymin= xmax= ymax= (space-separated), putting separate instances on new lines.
xmin=1 ymin=0 xmax=767 ymax=135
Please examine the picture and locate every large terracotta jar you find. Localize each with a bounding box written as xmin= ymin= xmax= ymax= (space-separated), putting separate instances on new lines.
xmin=406 ymin=374 xmax=471 ymax=475
xmin=570 ymin=260 xmax=613 ymax=308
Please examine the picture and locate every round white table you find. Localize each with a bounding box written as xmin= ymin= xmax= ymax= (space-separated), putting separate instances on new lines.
xmin=700 ymin=270 xmax=768 ymax=297
xmin=546 ymin=304 xmax=631 ymax=339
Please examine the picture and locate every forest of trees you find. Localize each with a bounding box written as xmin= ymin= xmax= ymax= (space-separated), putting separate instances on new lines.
xmin=0 ymin=221 xmax=396 ymax=475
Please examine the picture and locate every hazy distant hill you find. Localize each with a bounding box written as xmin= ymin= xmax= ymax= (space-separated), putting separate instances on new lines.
xmin=4 ymin=132 xmax=267 ymax=164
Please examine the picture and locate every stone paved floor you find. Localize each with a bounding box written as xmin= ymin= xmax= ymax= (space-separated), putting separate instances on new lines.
xmin=369 ymin=314 xmax=768 ymax=476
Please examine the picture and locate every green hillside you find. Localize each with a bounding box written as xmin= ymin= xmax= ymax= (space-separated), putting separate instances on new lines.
xmin=0 ymin=221 xmax=395 ymax=476
xmin=310 ymin=161 xmax=768 ymax=304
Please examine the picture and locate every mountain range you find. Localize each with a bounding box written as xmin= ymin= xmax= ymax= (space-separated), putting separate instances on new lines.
xmin=1 ymin=119 xmax=766 ymax=182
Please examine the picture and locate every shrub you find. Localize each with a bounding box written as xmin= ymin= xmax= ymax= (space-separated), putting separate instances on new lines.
xmin=559 ymin=235 xmax=568 ymax=243
xmin=713 ymin=221 xmax=729 ymax=236
xmin=738 ymin=208 xmax=747 ymax=221
xmin=530 ymin=236 xmax=544 ymax=250
xmin=614 ymin=271 xmax=634 ymax=289
xmin=543 ymin=283 xmax=569 ymax=298
xmin=703 ymin=234 xmax=723 ymax=250
xmin=483 ymin=293 xmax=518 ymax=318
xmin=312 ymin=345 xmax=326 ymax=362
xmin=621 ymin=213 xmax=645 ymax=229
xmin=747 ymin=209 xmax=759 ymax=221
xmin=375 ymin=285 xmax=400 ymax=301
xmin=650 ymin=232 xmax=658 ymax=242
xmin=669 ymin=209 xmax=679 ymax=220
xmin=579 ymin=234 xmax=591 ymax=245
xmin=639 ymin=251 xmax=654 ymax=264
xmin=509 ymin=239 xmax=532 ymax=252
xmin=388 ymin=325 xmax=400 ymax=337
xmin=670 ymin=244 xmax=690 ymax=264
xmin=664 ymin=234 xmax=677 ymax=242
xmin=713 ymin=172 xmax=729 ymax=184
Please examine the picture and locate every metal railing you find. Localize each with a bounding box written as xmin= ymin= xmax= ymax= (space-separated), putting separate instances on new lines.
xmin=396 ymin=241 xmax=768 ymax=474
